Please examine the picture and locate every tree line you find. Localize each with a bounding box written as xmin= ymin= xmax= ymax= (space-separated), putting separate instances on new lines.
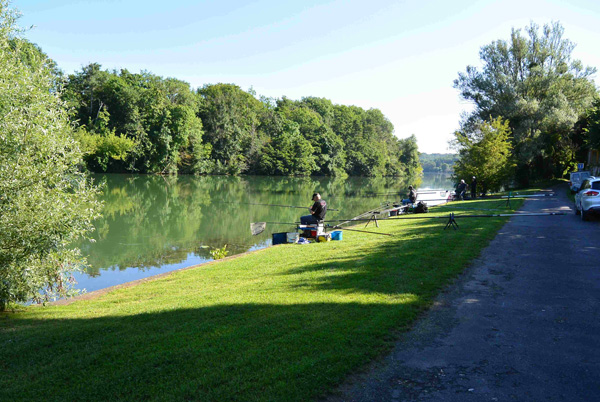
xmin=452 ymin=21 xmax=599 ymax=191
xmin=419 ymin=153 xmax=457 ymax=173
xmin=60 ymin=63 xmax=420 ymax=177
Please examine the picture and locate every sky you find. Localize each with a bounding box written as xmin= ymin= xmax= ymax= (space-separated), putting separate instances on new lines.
xmin=15 ymin=0 xmax=600 ymax=153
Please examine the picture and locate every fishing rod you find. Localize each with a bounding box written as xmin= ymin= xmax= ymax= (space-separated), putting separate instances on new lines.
xmin=326 ymin=225 xmax=393 ymax=236
xmin=388 ymin=211 xmax=566 ymax=220
xmin=388 ymin=211 xmax=566 ymax=230
xmin=441 ymin=205 xmax=506 ymax=212
xmin=500 ymin=193 xmax=556 ymax=198
xmin=222 ymin=201 xmax=339 ymax=211
xmin=250 ymin=218 xmax=394 ymax=236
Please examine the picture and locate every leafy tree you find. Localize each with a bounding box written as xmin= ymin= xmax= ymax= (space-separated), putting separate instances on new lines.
xmin=582 ymin=98 xmax=600 ymax=149
xmin=452 ymin=117 xmax=515 ymax=194
xmin=454 ymin=22 xmax=597 ymax=184
xmin=397 ymin=135 xmax=422 ymax=177
xmin=276 ymin=98 xmax=346 ymax=176
xmin=258 ymin=114 xmax=316 ymax=175
xmin=197 ymin=84 xmax=265 ymax=174
xmin=63 ymin=66 xmax=208 ymax=174
xmin=0 ymin=2 xmax=101 ymax=310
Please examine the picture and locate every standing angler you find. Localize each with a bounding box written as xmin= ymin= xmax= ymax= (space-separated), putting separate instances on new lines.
xmin=471 ymin=176 xmax=477 ymax=199
xmin=301 ymin=193 xmax=327 ymax=225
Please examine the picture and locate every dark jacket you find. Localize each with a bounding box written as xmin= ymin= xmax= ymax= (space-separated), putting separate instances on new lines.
xmin=311 ymin=200 xmax=327 ymax=220
xmin=408 ymin=188 xmax=417 ymax=203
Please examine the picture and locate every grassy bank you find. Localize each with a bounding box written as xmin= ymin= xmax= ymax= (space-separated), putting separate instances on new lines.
xmin=0 ymin=198 xmax=522 ymax=401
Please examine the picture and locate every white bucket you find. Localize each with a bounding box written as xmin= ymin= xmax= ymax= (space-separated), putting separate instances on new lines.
xmin=287 ymin=232 xmax=299 ymax=243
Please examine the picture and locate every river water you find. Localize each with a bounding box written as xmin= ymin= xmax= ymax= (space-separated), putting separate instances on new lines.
xmin=73 ymin=173 xmax=454 ymax=292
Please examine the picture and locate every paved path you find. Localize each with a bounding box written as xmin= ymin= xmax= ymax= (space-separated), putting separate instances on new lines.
xmin=330 ymin=188 xmax=600 ymax=402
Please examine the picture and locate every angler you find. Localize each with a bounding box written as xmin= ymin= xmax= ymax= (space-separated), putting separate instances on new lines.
xmin=300 ymin=193 xmax=327 ymax=225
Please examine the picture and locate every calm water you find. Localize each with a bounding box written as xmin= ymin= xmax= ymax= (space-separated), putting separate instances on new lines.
xmin=74 ymin=173 xmax=453 ymax=292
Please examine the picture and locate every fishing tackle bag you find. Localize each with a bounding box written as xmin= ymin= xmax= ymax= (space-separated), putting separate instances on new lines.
xmin=413 ymin=201 xmax=429 ymax=214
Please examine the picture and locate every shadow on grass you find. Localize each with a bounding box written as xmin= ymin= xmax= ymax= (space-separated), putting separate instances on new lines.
xmin=280 ymin=214 xmax=502 ymax=298
xmin=1 ymin=301 xmax=418 ymax=402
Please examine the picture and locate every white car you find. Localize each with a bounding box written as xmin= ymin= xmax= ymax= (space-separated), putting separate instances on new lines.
xmin=569 ymin=171 xmax=591 ymax=192
xmin=574 ymin=177 xmax=600 ymax=221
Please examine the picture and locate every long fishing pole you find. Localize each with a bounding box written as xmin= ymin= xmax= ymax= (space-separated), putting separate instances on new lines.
xmin=326 ymin=225 xmax=393 ymax=236
xmin=388 ymin=211 xmax=566 ymax=220
xmin=223 ymin=201 xmax=339 ymax=211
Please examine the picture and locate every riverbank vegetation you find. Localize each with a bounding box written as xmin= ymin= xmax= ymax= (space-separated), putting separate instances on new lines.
xmin=453 ymin=22 xmax=599 ymax=188
xmin=0 ymin=2 xmax=101 ymax=310
xmin=0 ymin=197 xmax=524 ymax=401
xmin=419 ymin=153 xmax=457 ymax=173
xmin=63 ymin=69 xmax=421 ymax=177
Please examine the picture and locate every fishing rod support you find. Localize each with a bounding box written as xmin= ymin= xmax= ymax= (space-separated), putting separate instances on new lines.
xmin=364 ymin=213 xmax=380 ymax=228
xmin=444 ymin=213 xmax=459 ymax=230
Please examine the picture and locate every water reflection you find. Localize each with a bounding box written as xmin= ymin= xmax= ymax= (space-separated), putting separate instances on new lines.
xmin=75 ymin=173 xmax=453 ymax=292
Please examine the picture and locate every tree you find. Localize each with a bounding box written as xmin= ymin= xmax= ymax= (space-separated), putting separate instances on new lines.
xmin=397 ymin=135 xmax=422 ymax=177
xmin=63 ymin=66 xmax=208 ymax=174
xmin=276 ymin=98 xmax=346 ymax=176
xmin=451 ymin=117 xmax=515 ymax=194
xmin=0 ymin=2 xmax=102 ymax=310
xmin=258 ymin=115 xmax=316 ymax=176
xmin=582 ymin=98 xmax=600 ymax=150
xmin=454 ymin=22 xmax=597 ymax=184
xmin=197 ymin=84 xmax=265 ymax=175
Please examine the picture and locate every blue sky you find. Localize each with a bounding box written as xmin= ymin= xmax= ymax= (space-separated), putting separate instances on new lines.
xmin=15 ymin=0 xmax=600 ymax=153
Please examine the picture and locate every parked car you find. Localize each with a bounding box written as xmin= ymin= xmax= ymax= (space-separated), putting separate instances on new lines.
xmin=569 ymin=171 xmax=591 ymax=192
xmin=574 ymin=177 xmax=600 ymax=221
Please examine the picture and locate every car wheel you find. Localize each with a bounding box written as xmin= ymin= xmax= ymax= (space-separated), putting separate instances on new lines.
xmin=581 ymin=208 xmax=589 ymax=221
xmin=575 ymin=202 xmax=581 ymax=215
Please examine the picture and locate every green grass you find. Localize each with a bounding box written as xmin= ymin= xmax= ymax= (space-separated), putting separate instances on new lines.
xmin=0 ymin=198 xmax=523 ymax=401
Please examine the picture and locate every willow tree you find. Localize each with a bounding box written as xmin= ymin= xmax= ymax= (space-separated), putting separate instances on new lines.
xmin=454 ymin=22 xmax=597 ymax=184
xmin=0 ymin=2 xmax=101 ymax=310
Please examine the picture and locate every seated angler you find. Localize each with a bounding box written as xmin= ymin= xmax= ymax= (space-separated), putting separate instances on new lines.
xmin=402 ymin=185 xmax=417 ymax=205
xmin=300 ymin=193 xmax=327 ymax=225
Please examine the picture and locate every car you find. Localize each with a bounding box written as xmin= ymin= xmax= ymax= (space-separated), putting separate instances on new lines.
xmin=574 ymin=177 xmax=600 ymax=221
xmin=569 ymin=170 xmax=591 ymax=193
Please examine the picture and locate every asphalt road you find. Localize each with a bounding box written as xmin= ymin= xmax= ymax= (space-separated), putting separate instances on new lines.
xmin=329 ymin=187 xmax=600 ymax=402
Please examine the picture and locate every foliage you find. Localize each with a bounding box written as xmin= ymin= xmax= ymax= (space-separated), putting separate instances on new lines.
xmin=419 ymin=153 xmax=458 ymax=172
xmin=63 ymin=65 xmax=209 ymax=174
xmin=258 ymin=115 xmax=316 ymax=175
xmin=209 ymin=244 xmax=229 ymax=260
xmin=73 ymin=109 xmax=136 ymax=172
xmin=454 ymin=22 xmax=597 ymax=184
xmin=582 ymin=98 xmax=600 ymax=150
xmin=452 ymin=116 xmax=516 ymax=193
xmin=197 ymin=83 xmax=265 ymax=175
xmin=397 ymin=134 xmax=422 ymax=177
xmin=278 ymin=97 xmax=346 ymax=176
xmin=0 ymin=2 xmax=101 ymax=310
xmin=60 ymin=65 xmax=420 ymax=177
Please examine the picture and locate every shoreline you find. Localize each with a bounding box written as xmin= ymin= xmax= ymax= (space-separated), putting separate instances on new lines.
xmin=49 ymin=245 xmax=273 ymax=306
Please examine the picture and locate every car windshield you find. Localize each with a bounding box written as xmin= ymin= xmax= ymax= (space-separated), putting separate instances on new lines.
xmin=592 ymin=182 xmax=600 ymax=190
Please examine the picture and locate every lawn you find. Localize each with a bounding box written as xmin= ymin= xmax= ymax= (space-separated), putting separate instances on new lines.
xmin=0 ymin=197 xmax=523 ymax=401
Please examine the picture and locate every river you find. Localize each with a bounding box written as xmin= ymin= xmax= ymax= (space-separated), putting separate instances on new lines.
xmin=73 ymin=173 xmax=454 ymax=292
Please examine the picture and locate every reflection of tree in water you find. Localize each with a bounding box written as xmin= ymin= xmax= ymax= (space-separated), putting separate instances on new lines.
xmin=80 ymin=174 xmax=423 ymax=276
